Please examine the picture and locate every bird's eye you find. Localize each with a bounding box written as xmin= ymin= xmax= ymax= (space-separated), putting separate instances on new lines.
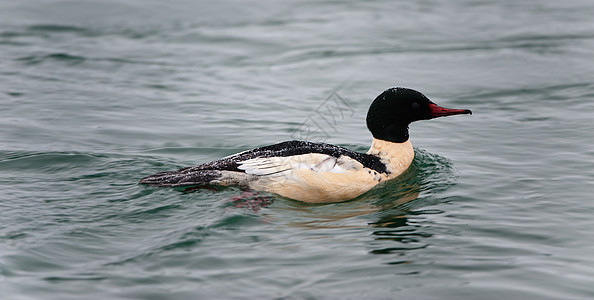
xmin=412 ymin=102 xmax=420 ymax=109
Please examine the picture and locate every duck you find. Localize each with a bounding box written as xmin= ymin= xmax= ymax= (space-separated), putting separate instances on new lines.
xmin=140 ymin=87 xmax=471 ymax=203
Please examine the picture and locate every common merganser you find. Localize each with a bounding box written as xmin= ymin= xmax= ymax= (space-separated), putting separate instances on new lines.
xmin=140 ymin=87 xmax=471 ymax=203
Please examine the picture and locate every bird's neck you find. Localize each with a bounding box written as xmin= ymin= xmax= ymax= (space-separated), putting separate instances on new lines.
xmin=370 ymin=125 xmax=409 ymax=143
xmin=367 ymin=138 xmax=415 ymax=178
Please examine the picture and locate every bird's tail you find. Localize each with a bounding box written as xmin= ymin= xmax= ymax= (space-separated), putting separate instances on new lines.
xmin=139 ymin=169 xmax=223 ymax=187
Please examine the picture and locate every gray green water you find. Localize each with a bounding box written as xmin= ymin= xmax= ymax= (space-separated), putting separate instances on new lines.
xmin=2 ymin=0 xmax=594 ymax=299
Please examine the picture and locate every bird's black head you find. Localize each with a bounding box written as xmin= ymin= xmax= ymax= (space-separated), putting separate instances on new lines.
xmin=366 ymin=87 xmax=472 ymax=143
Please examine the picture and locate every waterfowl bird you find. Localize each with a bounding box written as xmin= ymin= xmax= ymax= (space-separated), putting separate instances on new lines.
xmin=140 ymin=87 xmax=471 ymax=203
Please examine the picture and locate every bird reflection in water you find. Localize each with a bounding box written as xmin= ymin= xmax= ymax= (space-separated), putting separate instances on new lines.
xmin=368 ymin=150 xmax=455 ymax=258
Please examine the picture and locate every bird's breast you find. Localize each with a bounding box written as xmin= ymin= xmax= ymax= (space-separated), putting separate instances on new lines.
xmin=366 ymin=138 xmax=414 ymax=179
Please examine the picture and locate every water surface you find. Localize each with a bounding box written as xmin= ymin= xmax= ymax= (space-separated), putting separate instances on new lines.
xmin=1 ymin=0 xmax=594 ymax=299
